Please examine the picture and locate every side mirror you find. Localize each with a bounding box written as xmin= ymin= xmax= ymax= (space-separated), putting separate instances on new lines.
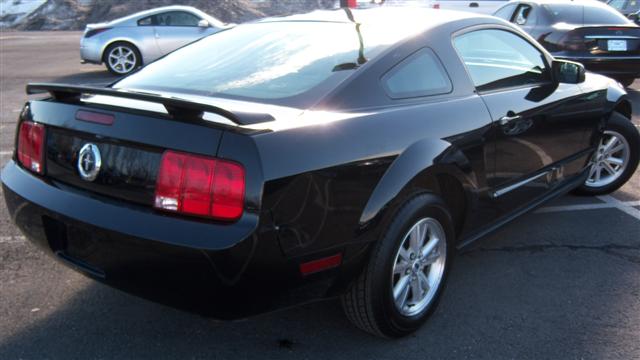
xmin=628 ymin=12 xmax=640 ymax=24
xmin=198 ymin=19 xmax=210 ymax=28
xmin=552 ymin=59 xmax=586 ymax=84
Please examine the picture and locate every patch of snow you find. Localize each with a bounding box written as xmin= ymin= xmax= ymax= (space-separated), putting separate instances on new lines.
xmin=0 ymin=0 xmax=47 ymax=28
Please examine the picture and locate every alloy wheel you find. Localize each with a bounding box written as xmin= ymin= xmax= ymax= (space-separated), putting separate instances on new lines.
xmin=391 ymin=217 xmax=447 ymax=317
xmin=108 ymin=46 xmax=137 ymax=75
xmin=586 ymin=130 xmax=630 ymax=188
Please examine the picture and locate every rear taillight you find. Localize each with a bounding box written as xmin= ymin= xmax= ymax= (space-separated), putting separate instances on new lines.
xmin=154 ymin=151 xmax=245 ymax=221
xmin=84 ymin=27 xmax=111 ymax=38
xmin=17 ymin=121 xmax=45 ymax=175
xmin=559 ymin=32 xmax=587 ymax=51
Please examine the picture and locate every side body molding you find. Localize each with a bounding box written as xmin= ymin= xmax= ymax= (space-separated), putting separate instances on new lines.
xmin=359 ymin=138 xmax=452 ymax=225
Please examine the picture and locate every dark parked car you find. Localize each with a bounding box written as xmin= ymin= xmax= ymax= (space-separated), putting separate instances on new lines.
xmin=494 ymin=0 xmax=640 ymax=87
xmin=2 ymin=8 xmax=639 ymax=338
xmin=607 ymin=0 xmax=640 ymax=17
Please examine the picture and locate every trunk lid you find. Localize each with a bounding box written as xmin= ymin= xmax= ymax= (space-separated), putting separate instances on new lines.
xmin=564 ymin=26 xmax=640 ymax=55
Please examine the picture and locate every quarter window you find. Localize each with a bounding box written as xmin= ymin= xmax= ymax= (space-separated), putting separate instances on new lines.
xmin=155 ymin=11 xmax=200 ymax=27
xmin=494 ymin=3 xmax=517 ymax=21
xmin=138 ymin=16 xmax=153 ymax=26
xmin=514 ymin=5 xmax=533 ymax=25
xmin=453 ymin=29 xmax=550 ymax=92
xmin=382 ymin=48 xmax=452 ymax=99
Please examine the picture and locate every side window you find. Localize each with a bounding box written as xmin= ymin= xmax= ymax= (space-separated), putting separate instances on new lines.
xmin=137 ymin=16 xmax=154 ymax=26
xmin=608 ymin=0 xmax=626 ymax=10
xmin=453 ymin=29 xmax=551 ymax=92
xmin=381 ymin=48 xmax=452 ymax=99
xmin=155 ymin=11 xmax=200 ymax=27
xmin=513 ymin=4 xmax=533 ymax=25
xmin=494 ymin=3 xmax=518 ymax=21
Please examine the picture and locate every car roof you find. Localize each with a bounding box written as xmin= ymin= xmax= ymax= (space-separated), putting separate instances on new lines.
xmin=257 ymin=7 xmax=494 ymax=37
xmin=108 ymin=5 xmax=224 ymax=27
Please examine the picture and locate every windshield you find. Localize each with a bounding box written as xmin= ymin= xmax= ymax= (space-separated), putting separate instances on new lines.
xmin=114 ymin=21 xmax=400 ymax=106
xmin=544 ymin=4 xmax=631 ymax=25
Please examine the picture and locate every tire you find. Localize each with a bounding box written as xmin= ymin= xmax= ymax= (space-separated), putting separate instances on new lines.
xmin=574 ymin=111 xmax=639 ymax=195
xmin=104 ymin=42 xmax=141 ymax=76
xmin=341 ymin=193 xmax=455 ymax=338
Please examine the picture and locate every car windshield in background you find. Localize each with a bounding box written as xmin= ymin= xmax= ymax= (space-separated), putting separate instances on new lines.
xmin=115 ymin=21 xmax=406 ymax=106
xmin=544 ymin=4 xmax=631 ymax=25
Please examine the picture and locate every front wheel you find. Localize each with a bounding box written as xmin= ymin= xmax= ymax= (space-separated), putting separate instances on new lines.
xmin=575 ymin=112 xmax=639 ymax=195
xmin=341 ymin=193 xmax=454 ymax=338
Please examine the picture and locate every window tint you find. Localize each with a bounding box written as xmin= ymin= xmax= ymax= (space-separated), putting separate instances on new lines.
xmin=514 ymin=4 xmax=532 ymax=25
xmin=115 ymin=21 xmax=413 ymax=104
xmin=494 ymin=3 xmax=517 ymax=20
xmin=608 ymin=0 xmax=627 ymax=11
xmin=155 ymin=11 xmax=200 ymax=27
xmin=543 ymin=4 xmax=630 ymax=24
xmin=454 ymin=29 xmax=550 ymax=91
xmin=138 ymin=16 xmax=153 ymax=26
xmin=382 ymin=48 xmax=452 ymax=99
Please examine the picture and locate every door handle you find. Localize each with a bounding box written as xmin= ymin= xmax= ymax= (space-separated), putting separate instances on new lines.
xmin=499 ymin=114 xmax=522 ymax=125
xmin=469 ymin=2 xmax=479 ymax=7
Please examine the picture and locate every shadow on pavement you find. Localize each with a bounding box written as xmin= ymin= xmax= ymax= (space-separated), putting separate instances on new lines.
xmin=0 ymin=206 xmax=638 ymax=359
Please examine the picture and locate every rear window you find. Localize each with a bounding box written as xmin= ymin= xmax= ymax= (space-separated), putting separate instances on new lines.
xmin=115 ymin=21 xmax=413 ymax=106
xmin=543 ymin=4 xmax=631 ymax=25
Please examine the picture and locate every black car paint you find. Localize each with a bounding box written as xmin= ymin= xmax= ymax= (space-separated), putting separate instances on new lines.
xmin=1 ymin=10 xmax=632 ymax=318
xmin=494 ymin=0 xmax=640 ymax=79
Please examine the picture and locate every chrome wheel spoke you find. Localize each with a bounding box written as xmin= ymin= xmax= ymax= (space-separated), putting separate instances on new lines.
xmin=410 ymin=275 xmax=424 ymax=303
xmin=420 ymin=236 xmax=439 ymax=259
xmin=393 ymin=275 xmax=411 ymax=307
xmin=606 ymin=156 xmax=623 ymax=166
xmin=409 ymin=221 xmax=426 ymax=253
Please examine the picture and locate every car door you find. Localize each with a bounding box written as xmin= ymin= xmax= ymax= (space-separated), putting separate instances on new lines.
xmin=152 ymin=11 xmax=216 ymax=55
xmin=453 ymin=28 xmax=599 ymax=214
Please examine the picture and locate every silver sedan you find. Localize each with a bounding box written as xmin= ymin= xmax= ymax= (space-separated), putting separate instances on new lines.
xmin=80 ymin=5 xmax=228 ymax=75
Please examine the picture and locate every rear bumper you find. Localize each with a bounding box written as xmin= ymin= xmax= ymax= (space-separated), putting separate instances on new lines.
xmin=1 ymin=161 xmax=337 ymax=319
xmin=79 ymin=37 xmax=102 ymax=64
xmin=555 ymin=55 xmax=640 ymax=78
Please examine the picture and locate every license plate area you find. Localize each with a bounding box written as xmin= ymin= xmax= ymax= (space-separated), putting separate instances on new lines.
xmin=608 ymin=39 xmax=628 ymax=51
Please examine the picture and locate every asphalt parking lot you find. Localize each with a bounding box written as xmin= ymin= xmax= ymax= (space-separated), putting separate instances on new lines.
xmin=0 ymin=32 xmax=639 ymax=359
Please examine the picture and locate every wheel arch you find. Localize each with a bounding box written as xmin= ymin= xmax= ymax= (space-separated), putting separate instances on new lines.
xmin=101 ymin=39 xmax=143 ymax=64
xmin=358 ymin=138 xmax=475 ymax=239
xmin=613 ymin=98 xmax=633 ymax=121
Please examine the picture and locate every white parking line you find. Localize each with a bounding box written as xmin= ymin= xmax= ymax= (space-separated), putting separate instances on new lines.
xmin=536 ymin=197 xmax=640 ymax=220
xmin=596 ymin=195 xmax=640 ymax=221
xmin=0 ymin=150 xmax=13 ymax=156
xmin=0 ymin=235 xmax=25 ymax=244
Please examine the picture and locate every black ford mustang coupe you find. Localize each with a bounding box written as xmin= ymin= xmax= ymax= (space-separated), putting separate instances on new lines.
xmin=2 ymin=8 xmax=639 ymax=338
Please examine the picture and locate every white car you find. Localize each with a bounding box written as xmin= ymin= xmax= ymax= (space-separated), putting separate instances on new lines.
xmin=343 ymin=0 xmax=507 ymax=14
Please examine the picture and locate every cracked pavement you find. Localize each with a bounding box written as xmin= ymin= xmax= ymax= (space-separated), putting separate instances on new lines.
xmin=0 ymin=32 xmax=639 ymax=359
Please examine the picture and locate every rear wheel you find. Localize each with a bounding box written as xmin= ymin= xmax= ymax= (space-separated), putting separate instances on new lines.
xmin=575 ymin=112 xmax=639 ymax=195
xmin=341 ymin=193 xmax=454 ymax=338
xmin=104 ymin=42 xmax=141 ymax=76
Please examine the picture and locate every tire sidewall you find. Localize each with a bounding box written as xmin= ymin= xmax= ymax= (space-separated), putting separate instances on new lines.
xmin=104 ymin=42 xmax=141 ymax=76
xmin=370 ymin=193 xmax=455 ymax=337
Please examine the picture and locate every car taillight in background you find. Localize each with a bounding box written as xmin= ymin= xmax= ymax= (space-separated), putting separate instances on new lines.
xmin=559 ymin=31 xmax=587 ymax=51
xmin=84 ymin=27 xmax=111 ymax=38
xmin=154 ymin=151 xmax=245 ymax=221
xmin=17 ymin=121 xmax=45 ymax=175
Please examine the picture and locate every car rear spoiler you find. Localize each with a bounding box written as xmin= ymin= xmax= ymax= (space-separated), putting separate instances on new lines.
xmin=26 ymin=83 xmax=275 ymax=126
